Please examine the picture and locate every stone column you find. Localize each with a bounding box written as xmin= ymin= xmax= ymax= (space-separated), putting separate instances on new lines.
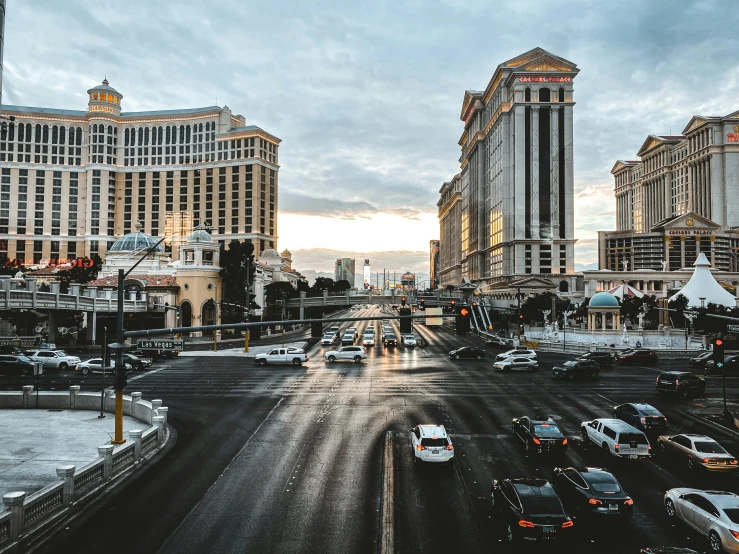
xmin=299 ymin=291 xmax=306 ymax=321
xmin=710 ymin=236 xmax=716 ymax=266
xmin=129 ymin=430 xmax=143 ymax=462
xmin=69 ymin=385 xmax=80 ymax=409
xmin=514 ymin=105 xmax=527 ymax=240
xmin=680 ymin=236 xmax=686 ymax=268
xmin=153 ymin=415 xmax=165 ymax=444
xmin=551 ymin=106 xmax=560 ymax=239
xmin=602 ymin=312 xmax=607 ymax=331
xmin=150 ymin=399 xmax=162 ymax=424
xmin=56 ymin=465 xmax=76 ymax=506
xmin=48 ymin=310 xmax=58 ymax=342
xmin=157 ymin=406 xmax=168 ymax=426
xmin=531 ymin=106 xmax=540 ymax=239
xmin=98 ymin=445 xmax=114 ymax=480
xmin=2 ymin=491 xmax=26 ymax=540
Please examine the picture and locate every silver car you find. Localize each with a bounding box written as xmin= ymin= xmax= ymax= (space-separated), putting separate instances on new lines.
xmin=493 ymin=356 xmax=539 ymax=372
xmin=665 ymin=488 xmax=739 ymax=553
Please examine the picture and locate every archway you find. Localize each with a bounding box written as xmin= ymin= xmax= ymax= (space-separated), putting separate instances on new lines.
xmin=201 ymin=300 xmax=216 ymax=336
xmin=559 ymin=280 xmax=569 ymax=293
xmin=180 ymin=301 xmax=192 ymax=336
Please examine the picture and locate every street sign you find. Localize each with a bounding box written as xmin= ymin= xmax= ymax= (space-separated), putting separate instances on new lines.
xmin=728 ymin=325 xmax=739 ymax=332
xmin=136 ymin=339 xmax=184 ymax=350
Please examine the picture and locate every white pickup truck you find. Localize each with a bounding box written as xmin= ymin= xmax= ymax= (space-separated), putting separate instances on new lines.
xmin=254 ymin=347 xmax=308 ymax=366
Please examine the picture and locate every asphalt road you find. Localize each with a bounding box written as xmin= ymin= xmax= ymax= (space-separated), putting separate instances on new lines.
xmin=18 ymin=305 xmax=739 ymax=554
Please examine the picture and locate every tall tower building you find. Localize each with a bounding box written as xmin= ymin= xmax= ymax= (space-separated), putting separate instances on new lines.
xmin=439 ymin=47 xmax=578 ymax=288
xmin=334 ymin=257 xmax=355 ymax=287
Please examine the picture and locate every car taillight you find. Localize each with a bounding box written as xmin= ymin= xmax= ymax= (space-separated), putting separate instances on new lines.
xmin=648 ymin=445 xmax=652 ymax=451
xmin=416 ymin=445 xmax=426 ymax=451
xmin=675 ymin=381 xmax=680 ymax=386
xmin=445 ymin=444 xmax=453 ymax=450
xmin=532 ymin=437 xmax=541 ymax=445
xmin=624 ymin=498 xmax=634 ymax=505
xmin=640 ymin=417 xmax=646 ymax=424
xmin=588 ymin=498 xmax=602 ymax=505
xmin=731 ymin=529 xmax=739 ymax=540
xmin=561 ymin=520 xmax=574 ymax=528
xmin=518 ymin=520 xmax=535 ymax=528
xmin=562 ymin=438 xmax=568 ymax=445
xmin=703 ymin=458 xmax=710 ymax=463
xmin=656 ymin=377 xmax=659 ymax=384
xmin=614 ymin=444 xmax=619 ymax=452
xmin=731 ymin=460 xmax=738 ymax=465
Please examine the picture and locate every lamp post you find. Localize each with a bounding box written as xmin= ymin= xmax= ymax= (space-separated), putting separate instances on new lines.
xmin=98 ymin=326 xmax=107 ymax=419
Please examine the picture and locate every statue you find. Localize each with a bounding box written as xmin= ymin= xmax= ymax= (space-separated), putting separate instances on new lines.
xmin=660 ymin=260 xmax=667 ymax=271
xmin=622 ymin=326 xmax=629 ymax=345
xmin=621 ymin=260 xmax=629 ymax=271
xmin=542 ymin=310 xmax=551 ymax=326
xmin=637 ymin=311 xmax=645 ymax=330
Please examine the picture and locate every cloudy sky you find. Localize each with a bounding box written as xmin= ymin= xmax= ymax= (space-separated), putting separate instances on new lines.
xmin=5 ymin=0 xmax=739 ymax=274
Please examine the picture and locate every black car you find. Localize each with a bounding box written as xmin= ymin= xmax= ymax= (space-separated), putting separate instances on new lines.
xmin=490 ymin=478 xmax=574 ymax=546
xmin=448 ymin=346 xmax=487 ymax=360
xmin=486 ymin=337 xmax=513 ymax=349
xmin=656 ymin=371 xmax=706 ymax=398
xmin=689 ymin=351 xmax=714 ymax=368
xmin=0 ymin=345 xmax=24 ymax=356
xmin=612 ymin=403 xmax=668 ymax=434
xmin=705 ymin=355 xmax=739 ymax=375
xmin=512 ymin=416 xmax=568 ymax=455
xmin=552 ymin=360 xmax=599 ymax=380
xmin=122 ymin=353 xmax=152 ymax=371
xmin=0 ymin=355 xmax=34 ymax=376
xmin=640 ymin=549 xmax=701 ymax=554
xmin=552 ymin=466 xmax=633 ymax=520
xmin=577 ymin=351 xmax=614 ymax=368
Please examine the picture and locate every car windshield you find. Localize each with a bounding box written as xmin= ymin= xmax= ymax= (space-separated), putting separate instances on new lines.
xmin=534 ymin=424 xmax=561 ymax=435
xmin=619 ymin=433 xmax=648 ymax=445
xmin=586 ymin=473 xmax=621 ymax=492
xmin=723 ymin=508 xmax=739 ymax=524
xmin=563 ymin=361 xmax=578 ymax=367
xmin=639 ymin=407 xmax=662 ymax=416
xmin=55 ymin=351 xmax=68 ymax=357
xmin=17 ymin=356 xmax=31 ymax=362
xmin=522 ymin=496 xmax=563 ymax=516
xmin=323 ymin=335 xmax=333 ymax=338
xmin=694 ymin=441 xmax=727 ymax=454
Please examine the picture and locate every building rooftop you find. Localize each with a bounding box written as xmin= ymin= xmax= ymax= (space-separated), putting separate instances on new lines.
xmin=1 ymin=104 xmax=222 ymax=118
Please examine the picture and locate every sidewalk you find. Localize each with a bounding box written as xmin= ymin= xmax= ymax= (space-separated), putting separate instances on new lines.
xmin=0 ymin=409 xmax=140 ymax=498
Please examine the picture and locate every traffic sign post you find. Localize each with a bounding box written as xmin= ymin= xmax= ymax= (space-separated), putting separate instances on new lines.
xmin=136 ymin=339 xmax=184 ymax=350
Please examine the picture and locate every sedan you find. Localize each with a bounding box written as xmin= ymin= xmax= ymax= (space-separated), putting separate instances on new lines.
xmin=613 ymin=403 xmax=668 ymax=434
xmin=690 ymin=351 xmax=714 ymax=368
xmin=321 ymin=333 xmax=338 ymax=346
xmin=552 ymin=466 xmax=633 ymax=520
xmin=122 ymin=353 xmax=152 ymax=371
xmin=495 ymin=348 xmax=537 ymax=362
xmin=494 ymin=356 xmax=538 ymax=372
xmin=0 ymin=355 xmax=34 ymax=377
xmin=448 ymin=346 xmax=487 ymax=360
xmin=658 ymin=434 xmax=739 ymax=472
xmin=77 ymin=358 xmax=120 ymax=376
xmin=577 ymin=351 xmax=614 ymax=368
xmin=552 ymin=360 xmax=599 ymax=380
xmin=486 ymin=337 xmax=513 ymax=349
xmin=665 ymin=488 xmax=739 ymax=553
xmin=362 ymin=334 xmax=375 ymax=346
xmin=512 ymin=416 xmax=567 ymax=455
xmin=401 ymin=334 xmax=417 ymax=347
xmin=616 ymin=349 xmax=658 ymax=365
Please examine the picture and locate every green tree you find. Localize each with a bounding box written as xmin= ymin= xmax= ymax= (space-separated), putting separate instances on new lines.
xmin=334 ymin=279 xmax=351 ymax=292
xmin=310 ymin=277 xmax=335 ymax=296
xmin=219 ymin=240 xmax=256 ymax=308
xmin=264 ymin=281 xmax=297 ymax=304
xmin=667 ymin=293 xmax=689 ymax=329
xmin=621 ymin=294 xmax=658 ymax=329
xmin=296 ymin=280 xmax=310 ymax=295
xmin=520 ymin=291 xmax=569 ymax=325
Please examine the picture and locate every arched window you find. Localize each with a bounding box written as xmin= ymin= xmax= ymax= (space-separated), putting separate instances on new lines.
xmin=179 ymin=125 xmax=185 ymax=142
xmin=539 ymin=87 xmax=550 ymax=102
xmin=52 ymin=126 xmax=58 ymax=144
xmin=185 ymin=125 xmax=191 ymax=142
xmin=92 ymin=93 xmax=98 ymax=101
xmin=76 ymin=127 xmax=82 ymax=145
xmin=138 ymin=128 xmax=143 ymax=145
xmin=165 ymin=126 xmax=171 ymax=144
xmin=205 ymin=122 xmax=210 ymax=132
xmin=17 ymin=123 xmax=23 ymax=141
xmin=34 ymin=124 xmax=42 ymax=143
xmin=158 ymin=126 xmax=163 ymax=144
xmin=559 ymin=280 xmax=569 ymax=293
xmin=144 ymin=127 xmax=149 ymax=145
xmin=199 ymin=123 xmax=203 ymax=133
xmin=26 ymin=124 xmax=32 ymax=142
xmin=108 ymin=125 xmax=113 ymax=134
xmin=8 ymin=122 xmax=14 ymax=141
xmin=124 ymin=128 xmax=129 ymax=146
xmin=92 ymin=124 xmax=98 ymax=134
xmin=559 ymin=87 xmax=565 ymax=102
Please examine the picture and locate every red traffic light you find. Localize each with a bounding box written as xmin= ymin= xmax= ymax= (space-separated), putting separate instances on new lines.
xmin=716 ymin=339 xmax=724 ymax=346
xmin=472 ymin=302 xmax=477 ymax=307
xmin=450 ymin=299 xmax=456 ymax=306
xmin=459 ymin=308 xmax=470 ymax=317
xmin=519 ymin=314 xmax=523 ymax=320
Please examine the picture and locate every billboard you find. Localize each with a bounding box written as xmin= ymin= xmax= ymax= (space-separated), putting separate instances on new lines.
xmin=363 ymin=259 xmax=371 ymax=289
xmin=425 ymin=307 xmax=443 ymax=326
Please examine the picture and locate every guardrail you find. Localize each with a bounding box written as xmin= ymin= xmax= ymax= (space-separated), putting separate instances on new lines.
xmin=0 ymin=289 xmax=148 ymax=313
xmin=0 ymin=387 xmax=169 ymax=552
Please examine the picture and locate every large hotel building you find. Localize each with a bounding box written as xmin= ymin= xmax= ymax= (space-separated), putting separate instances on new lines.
xmin=438 ymin=48 xmax=579 ymax=293
xmin=599 ymin=110 xmax=739 ymax=272
xmin=0 ymin=79 xmax=280 ymax=264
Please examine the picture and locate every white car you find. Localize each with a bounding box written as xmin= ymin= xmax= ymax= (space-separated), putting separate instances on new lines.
xmin=26 ymin=350 xmax=82 ymax=372
xmin=77 ymin=358 xmax=131 ymax=376
xmin=341 ymin=332 xmax=355 ymax=345
xmin=324 ymin=346 xmax=367 ymax=363
xmin=493 ymin=356 xmax=538 ymax=372
xmin=495 ymin=348 xmax=537 ymax=362
xmin=366 ymin=326 xmax=375 ymax=333
xmin=401 ymin=334 xmax=417 ymax=347
xmin=410 ymin=424 xmax=454 ymax=465
xmin=321 ymin=333 xmax=337 ymax=345
xmin=255 ymin=348 xmax=308 ymax=366
xmin=363 ymin=334 xmax=375 ymax=346
xmin=665 ymin=488 xmax=739 ymax=553
xmin=347 ymin=327 xmax=358 ymax=339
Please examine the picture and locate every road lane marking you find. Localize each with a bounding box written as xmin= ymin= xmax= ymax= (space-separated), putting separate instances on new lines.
xmin=589 ymin=390 xmax=618 ymax=405
xmin=380 ymin=431 xmax=394 ymax=554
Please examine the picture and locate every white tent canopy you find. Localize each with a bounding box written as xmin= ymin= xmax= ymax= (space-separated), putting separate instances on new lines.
xmin=608 ymin=284 xmax=644 ymax=300
xmin=668 ymin=252 xmax=737 ymax=308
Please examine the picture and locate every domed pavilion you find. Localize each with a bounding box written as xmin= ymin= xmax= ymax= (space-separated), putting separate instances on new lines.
xmin=587 ymin=291 xmax=622 ymax=331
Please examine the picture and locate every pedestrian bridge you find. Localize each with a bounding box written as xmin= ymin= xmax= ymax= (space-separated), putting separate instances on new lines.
xmin=283 ymin=292 xmax=463 ymax=309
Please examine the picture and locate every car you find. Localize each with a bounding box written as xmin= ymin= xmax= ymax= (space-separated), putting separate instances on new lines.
xmin=324 ymin=346 xmax=367 ymax=363
xmin=383 ymin=333 xmax=397 ymax=347
xmin=664 ymin=489 xmax=739 ymax=553
xmin=77 ymin=358 xmax=117 ymax=376
xmin=576 ymin=351 xmax=615 ymax=368
xmin=612 ymin=403 xmax=668 ymax=434
xmin=409 ymin=424 xmax=454 ymax=465
xmin=0 ymin=355 xmax=34 ymax=377
xmin=347 ymin=327 xmax=358 ymax=339
xmin=401 ymin=334 xmax=416 ymax=347
xmin=552 ymin=359 xmax=599 ymax=380
xmin=490 ymin=478 xmax=574 ymax=546
xmin=486 ymin=336 xmax=513 ymax=349
xmin=321 ymin=333 xmax=338 ymax=346
xmin=0 ymin=345 xmax=24 ymax=356
xmin=690 ymin=350 xmax=714 ymax=368
xmin=493 ymin=356 xmax=538 ymax=372
xmin=615 ymin=348 xmax=658 ymax=365
xmin=254 ymin=348 xmax=308 ymax=366
xmin=341 ymin=332 xmax=355 ymax=346
xmin=362 ymin=333 xmax=375 ymax=346
xmin=656 ymin=371 xmax=706 ymax=397
xmin=365 ymin=326 xmax=375 ymax=334
xmin=122 ymin=353 xmax=152 ymax=371
xmin=552 ymin=466 xmax=633 ymax=520
xmin=705 ymin=355 xmax=739 ymax=375
xmin=512 ymin=416 xmax=568 ymax=454
xmin=448 ymin=346 xmax=486 ymax=360
xmin=495 ymin=348 xmax=537 ymax=361
xmin=581 ymin=418 xmax=652 ymax=460
xmin=658 ymin=434 xmax=739 ymax=472
xmin=328 ymin=326 xmax=341 ymax=337
xmin=25 ymin=350 xmax=81 ymax=372
xmin=640 ymin=548 xmax=701 ymax=554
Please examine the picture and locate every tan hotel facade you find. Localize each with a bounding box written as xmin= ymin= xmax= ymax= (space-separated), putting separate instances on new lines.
xmin=0 ymin=79 xmax=280 ymax=265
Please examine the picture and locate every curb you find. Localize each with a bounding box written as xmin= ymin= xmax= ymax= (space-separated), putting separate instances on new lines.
xmin=380 ymin=431 xmax=395 ymax=554
xmin=676 ymin=407 xmax=739 ymax=441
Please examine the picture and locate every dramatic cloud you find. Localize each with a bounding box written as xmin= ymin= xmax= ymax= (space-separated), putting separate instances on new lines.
xmin=6 ymin=0 xmax=739 ymax=271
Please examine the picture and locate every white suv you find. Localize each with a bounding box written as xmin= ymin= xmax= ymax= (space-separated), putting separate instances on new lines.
xmin=495 ymin=348 xmax=537 ymax=362
xmin=581 ymin=418 xmax=651 ymax=460
xmin=26 ymin=350 xmax=82 ymax=372
xmin=410 ymin=425 xmax=454 ymax=465
xmin=324 ymin=346 xmax=367 ymax=363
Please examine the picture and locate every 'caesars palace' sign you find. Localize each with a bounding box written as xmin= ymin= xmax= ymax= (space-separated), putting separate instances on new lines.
xmin=666 ymin=229 xmax=714 ymax=236
xmin=518 ymin=76 xmax=572 ymax=83
xmin=89 ymin=105 xmax=114 ymax=113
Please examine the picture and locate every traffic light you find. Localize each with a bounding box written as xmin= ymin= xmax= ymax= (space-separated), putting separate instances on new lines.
xmin=450 ymin=299 xmax=456 ymax=306
xmin=714 ymin=337 xmax=725 ymax=370
xmin=472 ymin=301 xmax=477 ymax=307
xmin=519 ymin=313 xmax=524 ymax=329
xmin=456 ymin=306 xmax=471 ymax=335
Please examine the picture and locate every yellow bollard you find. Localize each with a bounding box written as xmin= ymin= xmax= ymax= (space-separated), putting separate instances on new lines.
xmin=112 ymin=389 xmax=125 ymax=444
xmin=213 ymin=331 xmax=217 ymax=352
xmin=244 ymin=330 xmax=249 ymax=353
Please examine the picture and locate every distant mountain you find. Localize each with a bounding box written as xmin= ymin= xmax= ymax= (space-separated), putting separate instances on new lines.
xmin=575 ymin=262 xmax=599 ymax=272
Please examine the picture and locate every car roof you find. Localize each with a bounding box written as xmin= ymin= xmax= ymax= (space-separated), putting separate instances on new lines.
xmin=704 ymin=491 xmax=739 ymax=508
xmin=680 ymin=434 xmax=715 ymax=442
xmin=577 ymin=467 xmax=617 ymax=480
xmin=660 ymin=371 xmax=693 ymax=376
xmin=595 ymin=418 xmax=643 ymax=430
xmin=530 ymin=416 xmax=557 ymax=425
xmin=509 ymin=478 xmax=556 ymax=496
xmin=626 ymin=403 xmax=658 ymax=410
xmin=419 ymin=425 xmax=447 ymax=437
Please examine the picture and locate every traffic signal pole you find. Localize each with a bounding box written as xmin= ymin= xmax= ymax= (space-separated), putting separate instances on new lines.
xmin=113 ymin=268 xmax=125 ymax=444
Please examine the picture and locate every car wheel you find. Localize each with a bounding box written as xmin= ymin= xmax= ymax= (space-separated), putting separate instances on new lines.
xmin=581 ymin=429 xmax=588 ymax=445
xmin=81 ymin=367 xmax=89 ymax=376
xmin=709 ymin=530 xmax=723 ymax=552
xmin=602 ymin=443 xmax=610 ymax=459
xmin=328 ymin=355 xmax=336 ymax=363
xmin=665 ymin=499 xmax=676 ymax=518
xmin=455 ymin=355 xmax=460 ymax=360
xmin=259 ymin=359 xmax=267 ymax=365
xmin=528 ymin=365 xmax=534 ymax=372
xmin=292 ymin=358 xmax=302 ymax=366
xmin=354 ymin=356 xmax=362 ymax=363
xmin=58 ymin=363 xmax=68 ymax=372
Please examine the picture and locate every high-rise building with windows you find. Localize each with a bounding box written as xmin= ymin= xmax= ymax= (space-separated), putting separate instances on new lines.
xmin=334 ymin=258 xmax=355 ymax=287
xmin=438 ymin=47 xmax=578 ymax=290
xmin=0 ymin=79 xmax=280 ymax=265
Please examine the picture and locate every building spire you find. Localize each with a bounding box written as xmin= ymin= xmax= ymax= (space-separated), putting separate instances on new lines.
xmin=102 ymin=75 xmax=109 ymax=86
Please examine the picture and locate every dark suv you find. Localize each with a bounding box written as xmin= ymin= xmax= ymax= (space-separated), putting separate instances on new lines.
xmin=615 ymin=349 xmax=658 ymax=365
xmin=656 ymin=371 xmax=706 ymax=398
xmin=612 ymin=403 xmax=668 ymax=434
xmin=577 ymin=351 xmax=615 ymax=368
xmin=490 ymin=478 xmax=574 ymax=546
xmin=552 ymin=359 xmax=599 ymax=380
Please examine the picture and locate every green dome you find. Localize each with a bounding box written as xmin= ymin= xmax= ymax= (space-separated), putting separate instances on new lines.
xmin=589 ymin=291 xmax=619 ymax=307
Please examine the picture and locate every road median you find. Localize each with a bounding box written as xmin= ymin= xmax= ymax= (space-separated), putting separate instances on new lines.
xmin=380 ymin=430 xmax=395 ymax=554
